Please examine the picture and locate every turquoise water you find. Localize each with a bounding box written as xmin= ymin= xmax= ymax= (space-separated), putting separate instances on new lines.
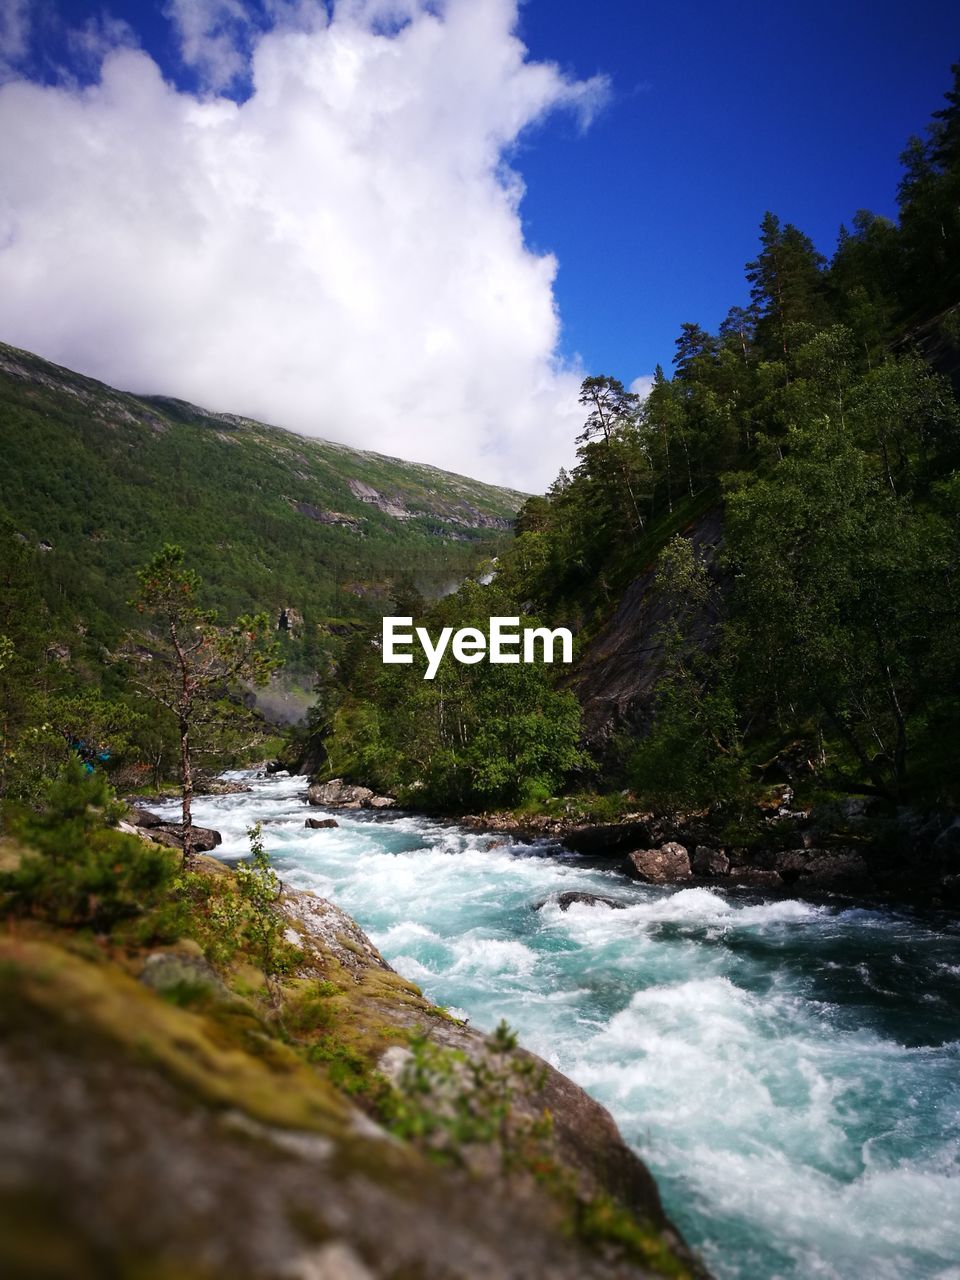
xmin=164 ymin=773 xmax=960 ymax=1279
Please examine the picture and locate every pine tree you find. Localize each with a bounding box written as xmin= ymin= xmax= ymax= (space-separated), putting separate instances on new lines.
xmin=576 ymin=376 xmax=646 ymax=534
xmin=128 ymin=546 xmax=280 ymax=863
xmin=898 ymin=63 xmax=960 ymax=315
xmin=745 ymin=212 xmax=829 ymax=361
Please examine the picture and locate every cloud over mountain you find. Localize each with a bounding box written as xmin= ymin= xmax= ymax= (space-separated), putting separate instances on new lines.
xmin=0 ymin=0 xmax=607 ymax=488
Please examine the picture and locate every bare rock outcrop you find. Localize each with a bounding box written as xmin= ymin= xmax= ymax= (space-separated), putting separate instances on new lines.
xmin=572 ymin=508 xmax=725 ymax=746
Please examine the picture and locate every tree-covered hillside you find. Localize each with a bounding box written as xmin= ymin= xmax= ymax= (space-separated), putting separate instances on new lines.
xmin=317 ymin=63 xmax=960 ymax=816
xmin=499 ymin=63 xmax=960 ymax=809
xmin=0 ymin=345 xmax=523 ymax=801
xmin=0 ymin=341 xmax=524 ymax=669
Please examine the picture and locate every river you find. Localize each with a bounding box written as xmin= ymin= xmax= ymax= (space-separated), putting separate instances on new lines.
xmin=156 ymin=771 xmax=960 ymax=1280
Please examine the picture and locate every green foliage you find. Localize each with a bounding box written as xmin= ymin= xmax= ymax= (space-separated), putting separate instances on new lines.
xmin=235 ymin=823 xmax=298 ymax=997
xmin=323 ymin=581 xmax=588 ymax=812
xmin=306 ymin=1038 xmax=376 ymax=1095
xmin=165 ymin=824 xmax=300 ymax=990
xmin=497 ymin=64 xmax=960 ymax=810
xmin=576 ymin=1196 xmax=692 ymax=1278
xmin=897 ymin=62 xmax=960 ymax=315
xmin=1 ymin=757 xmax=176 ymax=929
xmin=126 ymin=545 xmax=284 ymax=858
xmin=382 ymin=1021 xmax=551 ymax=1172
xmin=629 ymin=537 xmax=746 ymax=811
xmin=0 ymin=348 xmax=522 ymax=681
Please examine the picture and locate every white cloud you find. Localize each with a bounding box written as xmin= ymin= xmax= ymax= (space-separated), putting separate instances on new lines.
xmin=66 ymin=14 xmax=140 ymax=78
xmin=0 ymin=0 xmax=607 ymax=489
xmin=164 ymin=0 xmax=258 ymax=92
xmin=630 ymin=374 xmax=656 ymax=402
xmin=0 ymin=0 xmax=30 ymax=80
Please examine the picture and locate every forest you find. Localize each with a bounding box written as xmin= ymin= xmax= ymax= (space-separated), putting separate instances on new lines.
xmin=2 ymin=64 xmax=960 ymax=833
xmin=0 ymin=352 xmax=521 ymax=804
xmin=308 ymin=63 xmax=960 ymax=819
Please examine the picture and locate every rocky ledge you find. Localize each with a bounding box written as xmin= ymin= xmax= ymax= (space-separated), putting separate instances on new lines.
xmin=0 ymin=863 xmax=707 ymax=1280
xmin=121 ymin=805 xmax=222 ymax=853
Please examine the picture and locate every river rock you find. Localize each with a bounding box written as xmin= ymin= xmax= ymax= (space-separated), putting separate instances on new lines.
xmin=307 ymin=779 xmax=373 ymax=808
xmin=535 ymin=891 xmax=628 ymax=912
xmin=626 ymin=842 xmax=692 ymax=883
xmin=128 ymin=807 xmax=165 ymax=829
xmin=562 ymin=819 xmax=655 ymax=856
xmin=692 ymin=845 xmax=730 ymax=876
xmin=305 ymin=817 xmax=339 ymax=830
xmin=306 ymin=778 xmax=396 ymax=810
xmin=147 ymin=824 xmax=222 ymax=853
xmin=772 ymin=848 xmax=868 ymax=886
xmin=733 ymin=868 xmax=783 ymax=888
xmin=366 ymin=795 xmax=396 ymax=809
xmin=194 ymin=780 xmax=253 ymax=796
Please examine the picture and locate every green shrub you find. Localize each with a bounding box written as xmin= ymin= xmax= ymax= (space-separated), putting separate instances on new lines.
xmin=1 ymin=757 xmax=175 ymax=930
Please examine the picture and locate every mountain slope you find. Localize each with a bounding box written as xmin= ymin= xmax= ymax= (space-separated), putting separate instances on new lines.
xmin=0 ymin=342 xmax=525 ymax=670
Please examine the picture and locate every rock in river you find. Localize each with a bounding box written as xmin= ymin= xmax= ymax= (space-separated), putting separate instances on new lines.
xmin=307 ymin=778 xmax=396 ymax=810
xmin=535 ymin=891 xmax=628 ymax=912
xmin=692 ymin=846 xmax=730 ymax=877
xmin=146 ymin=823 xmax=222 ymax=853
xmin=626 ymin=842 xmax=692 ymax=884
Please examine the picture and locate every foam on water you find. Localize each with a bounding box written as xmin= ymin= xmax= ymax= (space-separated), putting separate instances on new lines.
xmin=157 ymin=774 xmax=960 ymax=1279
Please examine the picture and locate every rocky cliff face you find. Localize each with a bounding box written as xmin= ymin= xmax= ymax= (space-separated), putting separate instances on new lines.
xmin=573 ymin=508 xmax=725 ymax=746
xmin=0 ymin=860 xmax=707 ymax=1280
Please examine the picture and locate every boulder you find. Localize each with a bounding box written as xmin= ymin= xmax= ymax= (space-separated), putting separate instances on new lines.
xmin=692 ymin=845 xmax=730 ymax=876
xmin=772 ymin=848 xmax=868 ymax=886
xmin=626 ymin=842 xmax=692 ymax=884
xmin=733 ymin=868 xmax=783 ymax=888
xmin=838 ymin=796 xmax=878 ymax=822
xmin=305 ymin=818 xmax=339 ymax=830
xmin=307 ymin=779 xmax=373 ymax=809
xmin=148 ymin=824 xmax=222 ymax=853
xmin=189 ymin=826 xmax=222 ymax=853
xmin=550 ymin=891 xmax=628 ymax=912
xmin=561 ymin=819 xmax=655 ymax=856
xmin=306 ymin=778 xmax=396 ymax=810
xmin=194 ymin=780 xmax=253 ymax=796
xmin=129 ymin=807 xmax=165 ymax=829
xmin=787 ymin=828 xmax=818 ymax=850
xmin=366 ymin=795 xmax=396 ymax=809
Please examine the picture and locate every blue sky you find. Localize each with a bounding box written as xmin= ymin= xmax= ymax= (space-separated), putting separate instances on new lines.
xmin=1 ymin=1 xmax=957 ymax=487
xmin=515 ymin=0 xmax=960 ymax=383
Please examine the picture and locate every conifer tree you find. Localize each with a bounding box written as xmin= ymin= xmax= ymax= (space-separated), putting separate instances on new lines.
xmin=745 ymin=212 xmax=828 ymax=361
xmin=129 ymin=546 xmax=280 ymax=863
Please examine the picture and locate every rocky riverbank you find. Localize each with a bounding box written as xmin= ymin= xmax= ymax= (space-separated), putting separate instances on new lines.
xmin=463 ymin=792 xmax=960 ymax=909
xmin=0 ymin=850 xmax=706 ymax=1280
